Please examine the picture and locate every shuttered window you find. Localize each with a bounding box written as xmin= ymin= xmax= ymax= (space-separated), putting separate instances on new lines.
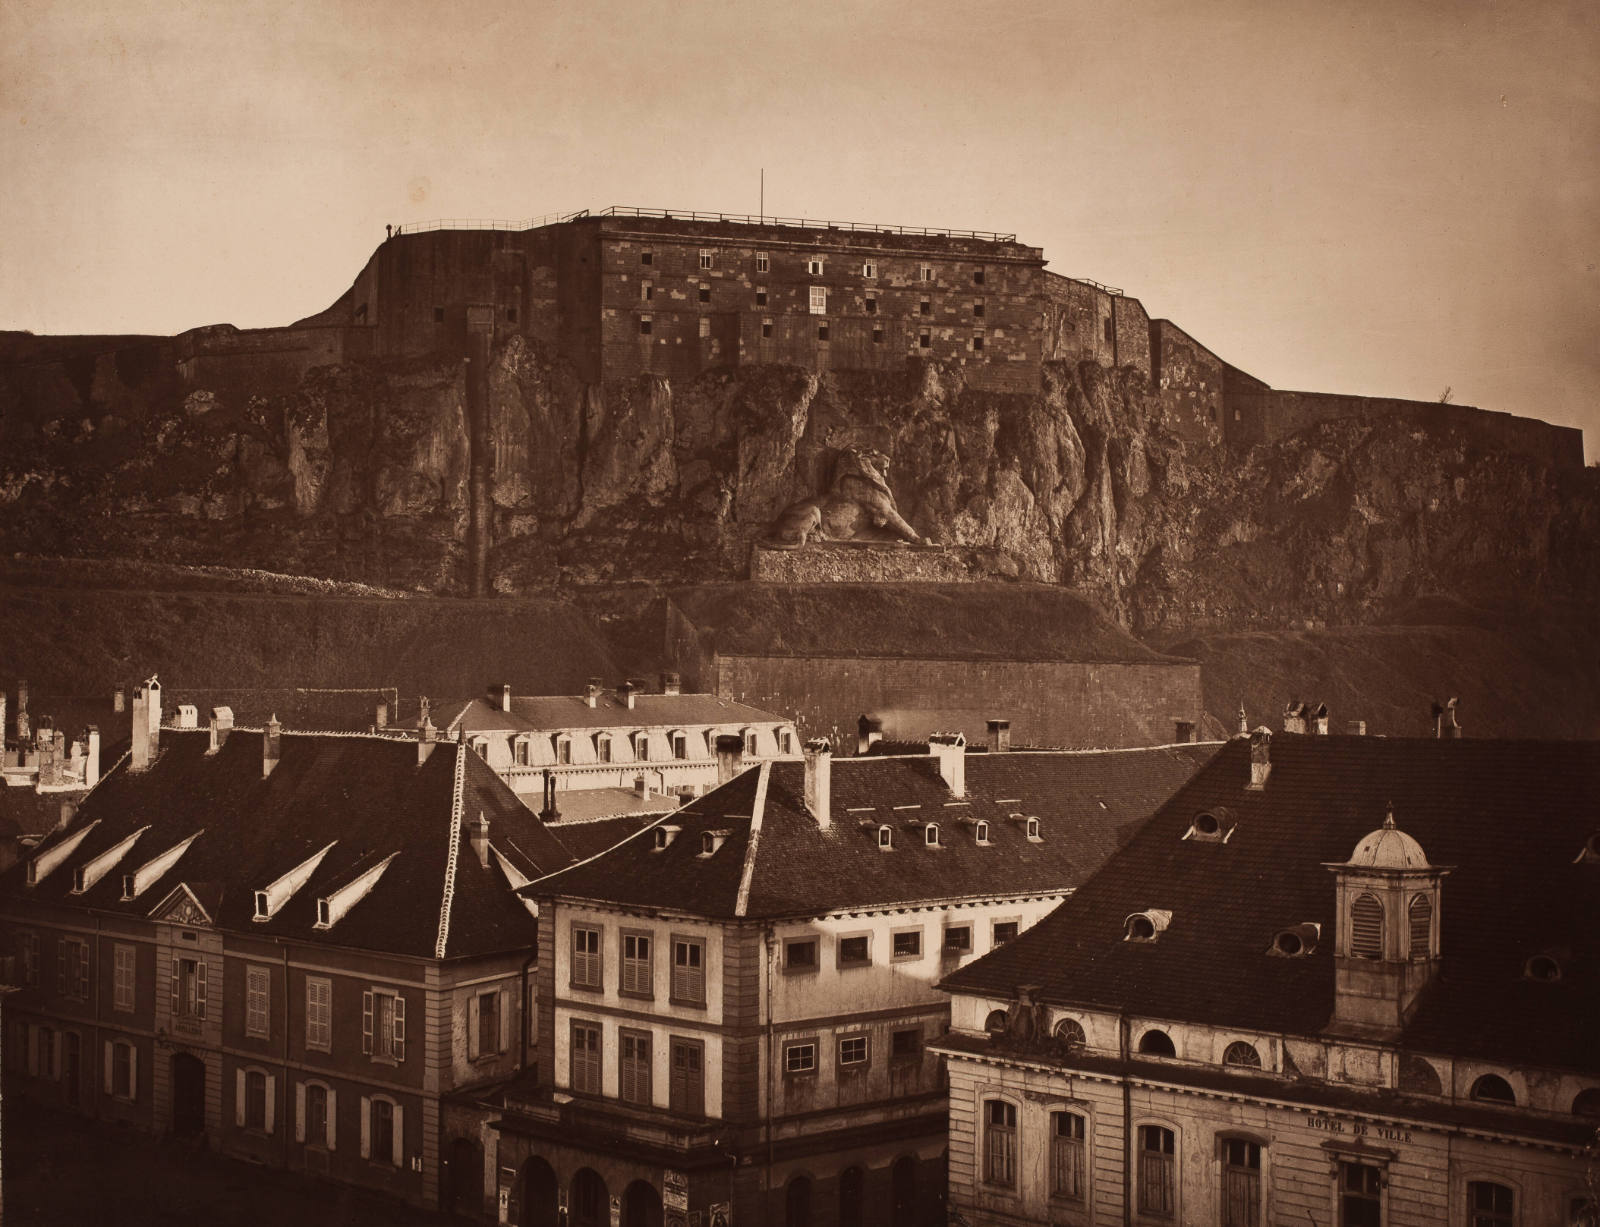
xmin=571 ymin=926 xmax=602 ymax=988
xmin=1221 ymin=1139 xmax=1260 ymax=1227
xmin=621 ymin=932 xmax=652 ymax=996
xmin=245 ymin=966 xmax=270 ymax=1039
xmin=1351 ymin=894 xmax=1384 ymax=959
xmin=619 ymin=1029 xmax=651 ymax=1105
xmin=671 ymin=938 xmax=704 ymax=1004
xmin=1407 ymin=893 xmax=1432 ymax=958
xmin=1137 ymin=1125 xmax=1176 ymax=1217
xmin=361 ymin=988 xmax=405 ymax=1061
xmin=305 ymin=977 xmax=331 ymax=1052
xmin=1050 ymin=1111 xmax=1085 ymax=1200
xmin=983 ymin=1099 xmax=1017 ymax=1187
xmin=113 ymin=945 xmax=136 ymax=1012
xmin=669 ymin=1038 xmax=704 ymax=1116
xmin=570 ymin=1021 xmax=601 ymax=1094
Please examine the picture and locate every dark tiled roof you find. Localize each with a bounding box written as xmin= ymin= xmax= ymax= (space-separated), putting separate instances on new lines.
xmin=525 ymin=746 xmax=1217 ymax=918
xmin=940 ymin=736 xmax=1600 ymax=1074
xmin=0 ymin=730 xmax=575 ymax=959
xmin=432 ymin=693 xmax=788 ymax=735
xmin=546 ymin=813 xmax=670 ymax=861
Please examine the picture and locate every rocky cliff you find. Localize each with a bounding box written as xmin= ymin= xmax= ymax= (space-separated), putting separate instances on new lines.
xmin=2 ymin=332 xmax=1596 ymax=635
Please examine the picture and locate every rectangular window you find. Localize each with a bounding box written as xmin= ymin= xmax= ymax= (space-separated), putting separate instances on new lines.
xmin=669 ymin=1037 xmax=704 ymax=1116
xmin=640 ymin=281 xmax=653 ymax=302
xmin=171 ymin=955 xmax=205 ymax=1017
xmin=1221 ymin=1139 xmax=1261 ymax=1227
xmin=20 ymin=932 xmax=39 ymax=986
xmin=595 ymin=736 xmax=611 ymax=764
xmin=60 ymin=938 xmax=89 ymax=1001
xmin=506 ymin=306 xmax=517 ymax=323
xmin=1137 ymin=1125 xmax=1176 ymax=1217
xmin=865 ymin=295 xmax=877 ymax=314
xmin=640 ymin=250 xmax=653 ymax=266
xmin=113 ymin=944 xmax=135 ymax=1013
xmin=1104 ymin=316 xmax=1114 ymax=344
xmin=892 ymin=928 xmax=923 ymax=960
xmin=698 ymin=283 xmax=710 ymax=303
xmin=245 ymin=965 xmax=270 ymax=1039
xmin=891 ymin=1028 xmax=921 ymax=1060
xmin=570 ymin=1020 xmax=601 ymax=1094
xmin=699 ymin=317 xmax=711 ymax=338
xmin=245 ymin=1068 xmax=268 ymax=1130
xmin=862 ymin=261 xmax=877 ymax=278
xmin=972 ymin=332 xmax=985 ymax=352
xmin=973 ymin=269 xmax=986 ymax=285
xmin=305 ymin=977 xmax=331 ymax=1052
xmin=362 ymin=988 xmax=405 ymax=1062
xmin=433 ymin=306 xmax=445 ymax=323
xmin=755 ymin=286 xmax=767 ymax=306
xmin=783 ymin=1041 xmax=816 ymax=1075
xmin=112 ymin=1040 xmax=133 ymax=1099
xmin=756 ymin=252 xmax=769 ymax=273
xmin=943 ymin=926 xmax=972 ymax=955
xmin=621 ymin=932 xmax=653 ymax=996
xmin=807 ymin=258 xmax=824 ymax=276
xmin=639 ymin=315 xmax=653 ymax=336
xmin=919 ymin=298 xmax=931 ymax=316
xmin=984 ymin=1099 xmax=1016 ymax=1187
xmin=619 ymin=1029 xmax=652 ymax=1104
xmin=572 ymin=926 xmax=602 ymax=989
xmin=993 ymin=921 xmax=1019 ymax=946
xmin=761 ymin=320 xmax=773 ymax=338
xmin=671 ymin=938 xmax=705 ymax=1004
xmin=837 ymin=935 xmax=870 ymax=967
xmin=919 ymin=264 xmax=934 ymax=282
xmin=808 ymin=286 xmax=827 ymax=315
xmin=872 ymin=327 xmax=884 ymax=344
xmin=919 ymin=331 xmax=931 ymax=350
xmin=817 ymin=322 xmax=829 ymax=342
xmin=784 ymin=938 xmax=819 ymax=972
xmin=699 ymin=250 xmax=714 ymax=270
xmin=475 ymin=989 xmax=500 ymax=1057
xmin=370 ymin=1097 xmax=395 ymax=1164
xmin=305 ymin=1082 xmax=329 ymax=1148
xmin=838 ymin=1035 xmax=868 ymax=1067
xmin=1051 ymin=1111 xmax=1086 ymax=1200
xmin=1339 ymin=1162 xmax=1382 ymax=1226
xmin=973 ymin=299 xmax=985 ymax=318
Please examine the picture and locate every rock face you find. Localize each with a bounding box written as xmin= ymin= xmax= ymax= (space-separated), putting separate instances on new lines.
xmin=2 ymin=332 xmax=1595 ymax=634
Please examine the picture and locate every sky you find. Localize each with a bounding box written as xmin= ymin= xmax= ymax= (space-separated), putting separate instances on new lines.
xmin=3 ymin=0 xmax=1597 ymax=456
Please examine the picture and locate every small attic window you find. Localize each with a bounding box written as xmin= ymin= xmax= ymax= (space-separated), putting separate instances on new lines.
xmin=1576 ymin=832 xmax=1600 ymax=864
xmin=1138 ymin=1029 xmax=1176 ymax=1057
xmin=925 ymin=824 xmax=941 ymax=847
xmin=1270 ymin=923 xmax=1320 ymax=957
xmin=654 ymin=826 xmax=681 ymax=851
xmin=975 ymin=820 xmax=990 ymax=845
xmin=1054 ymin=1018 xmax=1086 ymax=1048
xmin=984 ymin=1009 xmax=1008 ymax=1035
xmin=1471 ymin=1074 xmax=1516 ymax=1105
xmin=1223 ymin=1041 xmax=1262 ymax=1068
xmin=72 ymin=867 xmax=88 ymax=893
xmin=121 ymin=874 xmax=134 ymax=901
xmin=1026 ymin=817 xmax=1041 ymax=841
xmin=699 ymin=830 xmax=729 ymax=858
xmin=1124 ymin=910 xmax=1172 ymax=942
xmin=315 ymin=899 xmax=331 ymax=928
xmin=878 ymin=825 xmax=893 ymax=851
xmin=253 ymin=890 xmax=270 ymax=920
xmin=1525 ymin=954 xmax=1563 ymax=982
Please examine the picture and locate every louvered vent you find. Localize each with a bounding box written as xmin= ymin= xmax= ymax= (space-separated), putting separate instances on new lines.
xmin=1350 ymin=894 xmax=1384 ymax=958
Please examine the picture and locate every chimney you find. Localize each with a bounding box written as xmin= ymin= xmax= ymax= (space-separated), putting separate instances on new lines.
xmin=661 ymin=671 xmax=681 ymax=696
xmin=38 ymin=731 xmax=57 ymax=787
xmin=541 ymin=769 xmax=561 ymax=820
xmin=1282 ymin=701 xmax=1306 ymax=735
xmin=714 ymin=734 xmax=745 ymax=785
xmin=131 ymin=678 xmax=159 ymax=771
xmin=83 ymin=726 xmax=100 ymax=788
xmin=1345 ymin=719 xmax=1367 ymax=736
xmin=1174 ymin=719 xmax=1196 ymax=743
xmin=58 ymin=799 xmax=77 ymax=830
xmin=1310 ymin=703 xmax=1330 ymax=735
xmin=803 ymin=739 xmax=833 ymax=829
xmin=633 ymin=773 xmax=652 ymax=802
xmin=418 ymin=695 xmax=431 ymax=727
xmin=618 ymin=681 xmax=637 ymax=710
xmin=489 ymin=682 xmax=511 ymax=713
xmin=856 ymin=715 xmax=884 ymax=755
xmin=1237 ymin=702 xmax=1249 ymax=737
xmin=986 ymin=719 xmax=1012 ymax=753
xmin=113 ymin=685 xmax=126 ymax=714
xmin=16 ymin=683 xmax=29 ymax=741
xmin=375 ymin=700 xmax=388 ymax=731
xmin=1446 ymin=697 xmax=1461 ymax=739
xmin=929 ymin=732 xmax=966 ymax=799
xmin=417 ymin=718 xmax=437 ymax=766
xmin=469 ymin=812 xmax=491 ymax=869
xmin=208 ymin=707 xmax=233 ymax=755
xmin=0 ymin=690 xmax=6 ymax=744
xmin=263 ymin=715 xmax=282 ymax=778
xmin=585 ymin=678 xmax=602 ymax=708
xmin=1248 ymin=728 xmax=1271 ymax=789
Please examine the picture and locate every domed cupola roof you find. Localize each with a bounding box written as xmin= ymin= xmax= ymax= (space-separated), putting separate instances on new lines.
xmin=1345 ymin=805 xmax=1430 ymax=870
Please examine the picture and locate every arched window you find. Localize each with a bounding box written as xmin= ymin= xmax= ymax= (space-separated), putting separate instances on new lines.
xmin=1050 ymin=1111 xmax=1086 ymax=1200
xmin=1573 ymin=1088 xmax=1600 ymax=1118
xmin=878 ymin=825 xmax=893 ymax=850
xmin=1127 ymin=914 xmax=1156 ymax=940
xmin=925 ymin=824 xmax=940 ymax=847
xmin=1526 ymin=953 xmax=1562 ymax=982
xmin=1223 ymin=1041 xmax=1262 ymax=1069
xmin=1467 ymin=1181 xmax=1513 ymax=1227
xmin=1471 ymin=1074 xmax=1516 ymax=1105
xmin=570 ymin=1169 xmax=608 ymax=1227
xmin=1350 ymin=893 xmax=1384 ymax=959
xmin=1399 ymin=1054 xmax=1442 ymax=1096
xmin=785 ymin=1174 xmax=812 ymax=1227
xmin=1054 ymin=1018 xmax=1086 ymax=1048
xmin=1137 ymin=1125 xmax=1176 ymax=1216
xmin=983 ymin=1099 xmax=1017 ymax=1187
xmin=1407 ymin=893 xmax=1432 ymax=958
xmin=984 ymin=1010 xmax=1008 ymax=1035
xmin=838 ymin=1166 xmax=864 ymax=1227
xmin=1138 ymin=1029 xmax=1176 ymax=1057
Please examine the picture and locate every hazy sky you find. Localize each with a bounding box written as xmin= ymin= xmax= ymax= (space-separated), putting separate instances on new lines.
xmin=4 ymin=0 xmax=1597 ymax=455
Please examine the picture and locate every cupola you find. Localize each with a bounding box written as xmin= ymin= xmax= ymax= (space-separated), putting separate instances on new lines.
xmin=1324 ymin=805 xmax=1451 ymax=1039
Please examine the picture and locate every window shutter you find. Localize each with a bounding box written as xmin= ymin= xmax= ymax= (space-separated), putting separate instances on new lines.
xmin=467 ymin=993 xmax=480 ymax=1060
xmin=26 ymin=1025 xmax=38 ymax=1077
xmin=235 ymin=1068 xmax=247 ymax=1126
xmin=498 ymin=989 xmax=510 ymax=1054
xmin=393 ymin=996 xmax=405 ymax=1061
xmin=196 ymin=958 xmax=207 ymax=1018
xmin=264 ymin=1075 xmax=276 ymax=1134
xmin=171 ymin=956 xmax=181 ymax=1014
xmin=361 ymin=990 xmax=373 ymax=1055
xmin=1351 ymin=894 xmax=1384 ymax=959
xmin=392 ymin=1103 xmax=404 ymax=1167
xmin=102 ymin=1040 xmax=113 ymax=1092
xmin=359 ymin=1096 xmax=371 ymax=1158
xmin=295 ymin=1081 xmax=307 ymax=1143
xmin=51 ymin=1030 xmax=62 ymax=1080
xmin=129 ymin=1045 xmax=138 ymax=1099
xmin=326 ymin=1088 xmax=337 ymax=1150
xmin=78 ymin=943 xmax=88 ymax=997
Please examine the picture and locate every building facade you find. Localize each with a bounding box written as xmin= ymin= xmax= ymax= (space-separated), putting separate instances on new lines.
xmin=935 ymin=733 xmax=1600 ymax=1226
xmin=496 ymin=736 xmax=1218 ymax=1227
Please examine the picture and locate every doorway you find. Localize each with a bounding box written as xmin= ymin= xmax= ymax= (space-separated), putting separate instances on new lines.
xmin=171 ymin=1052 xmax=206 ymax=1136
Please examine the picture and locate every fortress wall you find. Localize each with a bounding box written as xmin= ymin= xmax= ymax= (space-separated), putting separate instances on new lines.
xmin=1111 ymin=294 xmax=1152 ymax=377
xmin=710 ymin=653 xmax=1203 ymax=750
xmin=1149 ymin=319 xmax=1226 ymax=445
xmin=1041 ymin=274 xmax=1117 ymax=368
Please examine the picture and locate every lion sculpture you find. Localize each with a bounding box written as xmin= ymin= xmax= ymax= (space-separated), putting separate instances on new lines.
xmin=766 ymin=447 xmax=925 ymax=549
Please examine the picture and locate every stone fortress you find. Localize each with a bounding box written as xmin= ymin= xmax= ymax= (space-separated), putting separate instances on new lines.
xmin=182 ymin=205 xmax=1580 ymax=468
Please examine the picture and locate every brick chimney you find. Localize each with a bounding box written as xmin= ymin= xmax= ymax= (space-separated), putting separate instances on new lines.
xmin=83 ymin=726 xmax=100 ymax=788
xmin=1248 ymin=728 xmax=1271 ymax=789
xmin=263 ymin=715 xmax=282 ymax=778
xmin=987 ymin=719 xmax=1012 ymax=753
xmin=208 ymin=707 xmax=233 ymax=755
xmin=469 ymin=812 xmax=491 ymax=869
xmin=418 ymin=695 xmax=431 ymax=727
xmin=661 ymin=671 xmax=681 ymax=697
xmin=585 ymin=678 xmax=602 ymax=708
xmin=714 ymin=734 xmax=745 ymax=785
xmin=417 ymin=717 xmax=437 ymax=766
xmin=856 ymin=715 xmax=884 ymax=755
xmin=375 ymin=700 xmax=388 ymax=731
xmin=1310 ymin=704 xmax=1330 ymax=735
xmin=803 ymin=739 xmax=833 ymax=829
xmin=16 ymin=678 xmax=28 ymax=741
xmin=1283 ymin=701 xmax=1307 ymax=735
xmin=633 ymin=773 xmax=651 ymax=802
xmin=112 ymin=685 xmax=126 ymax=714
xmin=618 ymin=681 xmax=637 ymax=710
xmin=930 ymin=732 xmax=966 ymax=798
xmin=541 ymin=769 xmax=561 ymax=820
xmin=489 ymin=682 xmax=511 ymax=713
xmin=0 ymin=690 xmax=6 ymax=745
xmin=131 ymin=678 xmax=161 ymax=771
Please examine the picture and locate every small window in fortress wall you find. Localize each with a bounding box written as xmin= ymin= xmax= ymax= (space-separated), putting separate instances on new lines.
xmin=919 ymin=331 xmax=931 ymax=349
xmin=919 ymin=265 xmax=933 ymax=282
xmin=756 ymin=252 xmax=769 ymax=273
xmin=973 ymin=269 xmax=985 ymax=285
xmin=872 ymin=327 xmax=884 ymax=344
xmin=973 ymin=300 xmax=985 ymax=318
xmin=699 ymin=250 xmax=714 ymax=270
xmin=920 ymin=299 xmax=931 ymax=316
xmin=506 ymin=307 xmax=517 ymax=323
xmin=1103 ymin=317 xmax=1113 ymax=343
xmin=699 ymin=318 xmax=711 ymax=339
xmin=865 ymin=296 xmax=877 ymax=314
xmin=809 ymin=287 xmax=827 ymax=315
xmin=817 ymin=322 xmax=830 ymax=342
xmin=807 ymin=258 xmax=824 ymax=276
xmin=756 ymin=287 xmax=767 ymax=306
xmin=972 ymin=333 xmax=985 ymax=352
xmin=762 ymin=320 xmax=773 ymax=338
xmin=433 ymin=307 xmax=445 ymax=323
xmin=698 ymin=284 xmax=710 ymax=303
xmin=639 ymin=315 xmax=653 ymax=336
xmin=641 ymin=250 xmax=653 ymax=266
xmin=641 ymin=281 xmax=653 ymax=302
xmin=862 ymin=262 xmax=877 ymax=279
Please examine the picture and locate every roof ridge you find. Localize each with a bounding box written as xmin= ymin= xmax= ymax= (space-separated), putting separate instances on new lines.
xmin=433 ymin=744 xmax=466 ymax=959
xmin=733 ymin=760 xmax=772 ymax=919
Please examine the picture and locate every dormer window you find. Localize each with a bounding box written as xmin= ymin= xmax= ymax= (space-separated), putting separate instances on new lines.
xmin=654 ymin=826 xmax=681 ymax=851
xmin=1471 ymin=1074 xmax=1516 ymax=1105
xmin=1124 ymin=910 xmax=1172 ymax=942
xmin=513 ymin=738 xmax=531 ymax=766
xmin=121 ymin=874 xmax=134 ymax=901
xmin=1026 ymin=817 xmax=1041 ymax=841
xmin=670 ymin=731 xmax=688 ymax=760
xmin=1054 ymin=1018 xmax=1086 ymax=1048
xmin=1223 ymin=1041 xmax=1262 ymax=1068
xmin=1137 ymin=1029 xmax=1176 ymax=1057
xmin=316 ymin=899 xmax=331 ymax=927
xmin=72 ymin=867 xmax=87 ymax=892
xmin=594 ymin=734 xmax=611 ymax=764
xmin=632 ymin=732 xmax=649 ymax=759
xmin=975 ymin=821 xmax=990 ymax=845
xmin=925 ymin=824 xmax=941 ymax=847
xmin=699 ymin=830 xmax=729 ymax=857
xmin=743 ymin=729 xmax=759 ymax=756
xmin=1525 ymin=953 xmax=1563 ymax=982
xmin=1269 ymin=923 xmax=1320 ymax=957
xmin=254 ymin=890 xmax=270 ymax=920
xmin=984 ymin=1010 xmax=1008 ymax=1035
xmin=554 ymin=735 xmax=572 ymax=765
xmin=1183 ymin=808 xmax=1236 ymax=842
xmin=878 ymin=825 xmax=893 ymax=851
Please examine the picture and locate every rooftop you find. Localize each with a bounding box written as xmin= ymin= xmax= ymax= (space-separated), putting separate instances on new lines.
xmin=430 ymin=691 xmax=791 ymax=736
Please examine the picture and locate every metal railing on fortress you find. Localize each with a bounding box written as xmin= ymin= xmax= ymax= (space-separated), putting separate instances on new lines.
xmin=392 ymin=210 xmax=588 ymax=235
xmin=591 ymin=205 xmax=1018 ymax=243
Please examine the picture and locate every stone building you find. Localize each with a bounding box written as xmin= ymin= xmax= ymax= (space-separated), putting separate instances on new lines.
xmin=0 ymin=683 xmax=585 ymax=1216
xmin=497 ymin=735 xmax=1218 ymax=1227
xmin=934 ymin=733 xmax=1600 ymax=1226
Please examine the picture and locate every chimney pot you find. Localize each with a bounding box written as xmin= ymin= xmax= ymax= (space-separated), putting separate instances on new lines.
xmin=618 ymin=681 xmax=637 ymax=710
xmin=586 ymin=678 xmax=602 ymax=708
xmin=856 ymin=715 xmax=884 ymax=755
xmin=130 ymin=678 xmax=161 ymax=771
xmin=714 ymin=734 xmax=745 ymax=786
xmin=489 ymin=682 xmax=511 ymax=713
xmin=1248 ymin=728 xmax=1272 ymax=789
xmin=84 ymin=726 xmax=100 ymax=788
xmin=986 ymin=719 xmax=1012 ymax=753
xmin=263 ymin=715 xmax=282 ymax=778
xmin=929 ymin=732 xmax=967 ymax=798
xmin=634 ymin=773 xmax=651 ymax=802
xmin=661 ymin=671 xmax=681 ymax=696
xmin=417 ymin=718 xmax=437 ymax=766
xmin=542 ymin=768 xmax=562 ymax=819
xmin=803 ymin=739 xmax=833 ymax=828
